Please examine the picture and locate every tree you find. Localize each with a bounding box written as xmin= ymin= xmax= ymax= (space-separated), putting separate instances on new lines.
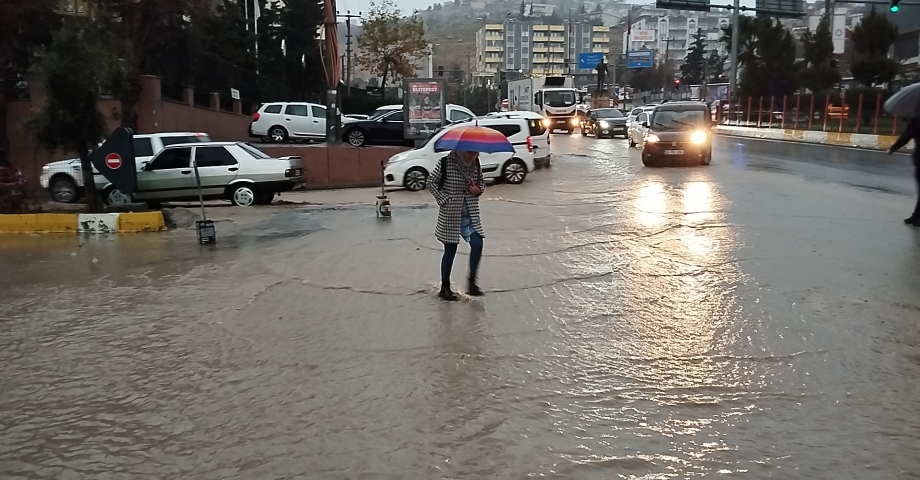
xmin=26 ymin=21 xmax=121 ymax=213
xmin=706 ymin=50 xmax=725 ymax=83
xmin=91 ymin=0 xmax=209 ymax=130
xmin=519 ymin=0 xmax=526 ymax=17
xmin=722 ymin=16 xmax=798 ymax=96
xmin=578 ymin=3 xmax=586 ymax=15
xmin=593 ymin=4 xmax=603 ymax=13
xmin=0 ymin=0 xmax=60 ymax=165
xmin=356 ymin=0 xmax=429 ymax=89
xmin=797 ymin=16 xmax=840 ymax=93
xmin=680 ymin=30 xmax=706 ymax=85
xmin=850 ymin=6 xmax=900 ymax=87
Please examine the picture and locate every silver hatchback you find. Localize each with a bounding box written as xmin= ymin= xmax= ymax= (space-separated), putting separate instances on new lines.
xmin=97 ymin=142 xmax=304 ymax=207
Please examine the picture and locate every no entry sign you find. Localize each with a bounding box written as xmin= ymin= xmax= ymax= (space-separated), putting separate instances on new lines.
xmin=105 ymin=153 xmax=122 ymax=169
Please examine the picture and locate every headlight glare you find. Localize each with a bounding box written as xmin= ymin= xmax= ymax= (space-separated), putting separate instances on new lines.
xmin=690 ymin=131 xmax=707 ymax=144
xmin=646 ymin=134 xmax=660 ymax=144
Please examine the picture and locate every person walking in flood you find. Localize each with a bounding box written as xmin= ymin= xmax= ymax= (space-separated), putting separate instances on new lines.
xmin=887 ymin=115 xmax=920 ymax=226
xmin=428 ymin=150 xmax=485 ymax=301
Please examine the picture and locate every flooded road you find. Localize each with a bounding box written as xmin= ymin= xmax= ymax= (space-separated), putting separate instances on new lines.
xmin=2 ymin=136 xmax=920 ymax=479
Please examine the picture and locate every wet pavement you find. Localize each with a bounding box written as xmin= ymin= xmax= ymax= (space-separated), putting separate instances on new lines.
xmin=2 ymin=135 xmax=920 ymax=479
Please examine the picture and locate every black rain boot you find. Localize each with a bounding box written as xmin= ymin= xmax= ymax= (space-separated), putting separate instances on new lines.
xmin=439 ymin=283 xmax=458 ymax=301
xmin=467 ymin=277 xmax=484 ymax=297
xmin=905 ymin=215 xmax=920 ymax=227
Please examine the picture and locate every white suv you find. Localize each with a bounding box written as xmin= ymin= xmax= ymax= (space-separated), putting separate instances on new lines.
xmin=250 ymin=102 xmax=329 ymax=143
xmin=480 ymin=111 xmax=550 ymax=168
xmin=383 ymin=117 xmax=536 ymax=191
xmin=39 ymin=132 xmax=211 ymax=203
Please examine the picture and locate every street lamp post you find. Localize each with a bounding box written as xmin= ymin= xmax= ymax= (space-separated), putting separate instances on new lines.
xmin=728 ymin=0 xmax=740 ymax=98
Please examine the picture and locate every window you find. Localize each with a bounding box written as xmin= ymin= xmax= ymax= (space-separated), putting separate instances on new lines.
xmin=133 ymin=138 xmax=154 ymax=157
xmin=488 ymin=124 xmax=522 ymax=138
xmin=637 ymin=113 xmax=649 ymax=124
xmin=195 ymin=146 xmax=238 ymax=167
xmin=385 ymin=110 xmax=404 ymax=122
xmin=522 ymin=29 xmax=529 ymax=37
xmin=527 ymin=119 xmax=547 ymax=136
xmin=285 ymin=104 xmax=308 ymax=116
xmin=263 ymin=104 xmax=282 ymax=114
xmin=631 ymin=108 xmax=642 ymax=116
xmin=311 ymin=105 xmax=326 ymax=118
xmin=148 ymin=147 xmax=191 ymax=170
xmin=161 ymin=135 xmax=211 ymax=146
xmin=239 ymin=143 xmax=270 ymax=159
xmin=449 ymin=110 xmax=473 ymax=122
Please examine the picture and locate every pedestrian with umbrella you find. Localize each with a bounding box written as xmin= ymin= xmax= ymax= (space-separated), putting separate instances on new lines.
xmin=427 ymin=124 xmax=514 ymax=301
xmin=884 ymin=83 xmax=920 ymax=226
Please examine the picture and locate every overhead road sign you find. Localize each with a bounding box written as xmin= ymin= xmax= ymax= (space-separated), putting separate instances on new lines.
xmin=627 ymin=50 xmax=654 ymax=69
xmin=578 ymin=52 xmax=604 ymax=69
xmin=656 ymin=0 xmax=710 ymax=12
xmin=755 ymin=0 xmax=805 ymax=17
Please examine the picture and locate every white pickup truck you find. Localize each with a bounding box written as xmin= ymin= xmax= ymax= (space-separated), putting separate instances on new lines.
xmin=39 ymin=132 xmax=211 ymax=203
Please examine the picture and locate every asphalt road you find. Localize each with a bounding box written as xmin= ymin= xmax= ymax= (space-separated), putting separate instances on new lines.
xmin=2 ymin=135 xmax=919 ymax=479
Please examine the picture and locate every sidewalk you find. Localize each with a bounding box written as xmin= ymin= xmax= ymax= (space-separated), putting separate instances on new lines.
xmin=714 ymin=124 xmax=911 ymax=152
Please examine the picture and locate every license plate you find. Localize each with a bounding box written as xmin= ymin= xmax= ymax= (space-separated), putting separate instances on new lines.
xmin=294 ymin=168 xmax=302 ymax=176
xmin=664 ymin=149 xmax=684 ymax=155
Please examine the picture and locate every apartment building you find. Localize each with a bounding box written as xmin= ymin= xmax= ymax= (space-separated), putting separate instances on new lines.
xmin=475 ymin=21 xmax=610 ymax=86
xmin=621 ymin=8 xmax=731 ymax=72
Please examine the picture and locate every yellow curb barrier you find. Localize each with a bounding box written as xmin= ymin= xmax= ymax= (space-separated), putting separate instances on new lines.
xmin=117 ymin=212 xmax=166 ymax=233
xmin=0 ymin=211 xmax=165 ymax=234
xmin=0 ymin=214 xmax=78 ymax=233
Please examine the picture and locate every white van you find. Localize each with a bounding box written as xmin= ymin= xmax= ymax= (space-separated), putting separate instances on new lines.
xmin=478 ymin=111 xmax=551 ymax=168
xmin=383 ymin=117 xmax=537 ymax=191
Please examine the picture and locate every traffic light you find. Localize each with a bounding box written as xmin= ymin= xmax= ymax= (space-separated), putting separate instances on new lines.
xmin=437 ymin=65 xmax=444 ymax=77
xmin=673 ymin=78 xmax=681 ymax=88
xmin=889 ymin=0 xmax=900 ymax=12
xmin=499 ymin=70 xmax=507 ymax=84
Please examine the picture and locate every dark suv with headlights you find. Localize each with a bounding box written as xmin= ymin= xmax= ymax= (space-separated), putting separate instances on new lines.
xmin=582 ymin=108 xmax=628 ymax=139
xmin=640 ymin=102 xmax=713 ymax=167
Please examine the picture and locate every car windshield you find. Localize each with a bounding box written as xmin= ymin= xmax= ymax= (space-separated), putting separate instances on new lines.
xmin=544 ymin=91 xmax=575 ymax=107
xmin=595 ymin=109 xmax=623 ymax=118
xmin=239 ymin=143 xmax=270 ymax=159
xmin=652 ymin=109 xmax=709 ymax=130
xmin=369 ymin=108 xmax=397 ymax=120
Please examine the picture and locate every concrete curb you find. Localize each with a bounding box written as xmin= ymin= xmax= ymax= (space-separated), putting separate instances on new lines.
xmin=0 ymin=211 xmax=165 ymax=234
xmin=714 ymin=125 xmax=911 ymax=151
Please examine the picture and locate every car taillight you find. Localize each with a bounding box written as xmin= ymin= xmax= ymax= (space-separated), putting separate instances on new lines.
xmin=526 ymin=136 xmax=533 ymax=153
xmin=253 ymin=112 xmax=261 ymax=121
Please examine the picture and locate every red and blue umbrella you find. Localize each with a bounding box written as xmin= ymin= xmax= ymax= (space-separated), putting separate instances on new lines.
xmin=434 ymin=124 xmax=514 ymax=154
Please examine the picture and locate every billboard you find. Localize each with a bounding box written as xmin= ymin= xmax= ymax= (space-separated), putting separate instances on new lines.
xmin=632 ymin=29 xmax=655 ymax=43
xmin=403 ymin=78 xmax=446 ymax=140
xmin=627 ymin=50 xmax=654 ymax=68
xmin=656 ymin=0 xmax=710 ymax=12
xmin=755 ymin=0 xmax=805 ymax=17
xmin=578 ymin=52 xmax=605 ymax=69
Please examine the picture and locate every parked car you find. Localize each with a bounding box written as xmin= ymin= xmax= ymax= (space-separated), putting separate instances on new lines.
xmin=581 ymin=108 xmax=628 ymax=139
xmin=344 ymin=114 xmax=369 ymax=120
xmin=639 ymin=102 xmax=714 ymax=167
xmin=96 ymin=142 xmax=304 ymax=207
xmin=474 ymin=111 xmax=551 ymax=168
xmin=39 ymin=132 xmax=211 ymax=203
xmin=249 ymin=102 xmax=331 ymax=143
xmin=383 ymin=117 xmax=537 ymax=191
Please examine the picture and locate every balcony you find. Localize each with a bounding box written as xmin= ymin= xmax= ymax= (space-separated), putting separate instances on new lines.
xmin=548 ymin=36 xmax=564 ymax=43
xmin=533 ymin=35 xmax=549 ymax=42
xmin=549 ymin=47 xmax=564 ymax=53
xmin=486 ymin=46 xmax=502 ymax=52
xmin=533 ymin=47 xmax=548 ymax=53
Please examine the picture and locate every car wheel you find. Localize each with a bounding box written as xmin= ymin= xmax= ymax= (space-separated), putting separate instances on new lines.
xmin=628 ymin=135 xmax=636 ymax=148
xmin=269 ymin=126 xmax=289 ymax=143
xmin=566 ymin=129 xmax=573 ymax=135
xmin=50 ymin=176 xmax=79 ymax=203
xmin=260 ymin=135 xmax=272 ymax=143
xmin=345 ymin=129 xmax=366 ymax=147
xmin=502 ymin=159 xmax=527 ymax=185
xmin=230 ymin=184 xmax=258 ymax=207
xmin=103 ymin=186 xmax=132 ymax=206
xmin=404 ymin=167 xmax=428 ymax=191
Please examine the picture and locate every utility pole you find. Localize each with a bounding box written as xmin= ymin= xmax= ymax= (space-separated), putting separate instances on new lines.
xmin=337 ymin=11 xmax=361 ymax=96
xmin=728 ymin=0 xmax=739 ymax=98
xmin=322 ymin=0 xmax=340 ymax=143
